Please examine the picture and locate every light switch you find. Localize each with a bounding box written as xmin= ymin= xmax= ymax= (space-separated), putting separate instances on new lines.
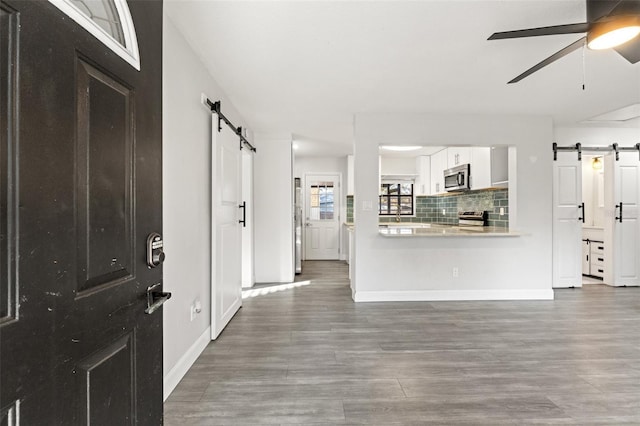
xmin=362 ymin=201 xmax=373 ymax=211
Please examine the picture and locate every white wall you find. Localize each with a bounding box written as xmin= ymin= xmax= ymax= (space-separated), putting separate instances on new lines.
xmin=353 ymin=113 xmax=554 ymax=301
xmin=162 ymin=16 xmax=251 ymax=399
xmin=555 ymin=126 xmax=640 ymax=147
xmin=380 ymin=156 xmax=416 ymax=175
xmin=294 ymin=156 xmax=348 ymax=260
xmin=254 ymin=135 xmax=294 ymax=283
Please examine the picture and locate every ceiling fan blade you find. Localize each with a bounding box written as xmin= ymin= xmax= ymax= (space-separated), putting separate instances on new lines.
xmin=614 ymin=36 xmax=640 ymax=63
xmin=488 ymin=23 xmax=590 ymax=40
xmin=587 ymin=0 xmax=623 ymax=22
xmin=508 ymin=37 xmax=587 ymax=83
xmin=587 ymin=0 xmax=640 ymax=22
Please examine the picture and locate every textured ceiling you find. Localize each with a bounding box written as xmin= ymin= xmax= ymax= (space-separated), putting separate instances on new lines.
xmin=166 ymin=0 xmax=640 ymax=156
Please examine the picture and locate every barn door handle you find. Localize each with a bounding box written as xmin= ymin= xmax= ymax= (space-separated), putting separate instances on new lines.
xmin=578 ymin=202 xmax=585 ymax=223
xmin=615 ymin=202 xmax=623 ymax=223
xmin=239 ymin=202 xmax=246 ymax=227
xmin=145 ymin=283 xmax=171 ymax=315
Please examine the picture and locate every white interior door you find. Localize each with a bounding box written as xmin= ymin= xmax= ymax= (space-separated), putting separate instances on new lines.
xmin=211 ymin=119 xmax=242 ymax=339
xmin=305 ymin=174 xmax=340 ymax=260
xmin=553 ymin=153 xmax=583 ymax=288
xmin=606 ymin=152 xmax=640 ymax=287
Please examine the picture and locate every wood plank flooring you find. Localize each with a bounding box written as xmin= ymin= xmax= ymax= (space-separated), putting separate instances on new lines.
xmin=164 ymin=261 xmax=640 ymax=425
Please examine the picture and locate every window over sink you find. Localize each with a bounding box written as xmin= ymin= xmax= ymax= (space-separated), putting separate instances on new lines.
xmin=379 ymin=183 xmax=414 ymax=216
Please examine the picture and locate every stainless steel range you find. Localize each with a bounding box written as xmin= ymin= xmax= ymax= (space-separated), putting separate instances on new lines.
xmin=458 ymin=211 xmax=488 ymax=227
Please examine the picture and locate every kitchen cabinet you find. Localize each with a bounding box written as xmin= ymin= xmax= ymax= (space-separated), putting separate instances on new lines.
xmin=590 ymin=241 xmax=605 ymax=278
xmin=583 ymin=239 xmax=605 ymax=278
xmin=468 ymin=147 xmax=509 ymax=190
xmin=430 ymin=149 xmax=447 ymax=194
xmin=415 ymin=156 xmax=431 ymax=195
xmin=490 ymin=146 xmax=509 ymax=187
xmin=470 ymin=147 xmax=491 ymax=190
xmin=447 ymin=147 xmax=470 ymax=168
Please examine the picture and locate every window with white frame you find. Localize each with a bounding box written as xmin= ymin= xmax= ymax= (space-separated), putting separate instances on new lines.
xmin=49 ymin=0 xmax=140 ymax=70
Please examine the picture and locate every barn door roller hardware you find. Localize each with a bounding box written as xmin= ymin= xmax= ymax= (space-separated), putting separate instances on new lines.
xmin=552 ymin=142 xmax=581 ymax=161
xmin=205 ymin=98 xmax=257 ymax=152
xmin=552 ymin=142 xmax=640 ymax=161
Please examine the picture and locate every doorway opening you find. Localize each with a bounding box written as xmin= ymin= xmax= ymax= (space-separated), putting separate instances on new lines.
xmin=553 ymin=144 xmax=639 ymax=289
xmin=581 ymin=155 xmax=607 ymax=286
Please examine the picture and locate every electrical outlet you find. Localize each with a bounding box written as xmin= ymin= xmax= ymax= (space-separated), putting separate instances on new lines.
xmin=452 ymin=267 xmax=459 ymax=278
xmin=499 ymin=207 xmax=505 ymax=216
xmin=442 ymin=209 xmax=446 ymax=215
xmin=190 ymin=299 xmax=202 ymax=322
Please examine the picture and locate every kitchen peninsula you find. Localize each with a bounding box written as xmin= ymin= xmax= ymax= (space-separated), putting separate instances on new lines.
xmin=378 ymin=223 xmax=519 ymax=237
xmin=351 ymin=112 xmax=554 ymax=303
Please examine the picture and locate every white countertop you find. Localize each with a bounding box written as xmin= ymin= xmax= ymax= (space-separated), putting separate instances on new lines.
xmin=378 ymin=224 xmax=520 ymax=237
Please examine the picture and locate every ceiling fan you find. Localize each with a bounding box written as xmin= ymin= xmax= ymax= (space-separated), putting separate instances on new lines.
xmin=489 ymin=0 xmax=640 ymax=83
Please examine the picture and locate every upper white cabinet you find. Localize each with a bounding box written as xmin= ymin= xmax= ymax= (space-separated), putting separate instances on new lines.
xmin=347 ymin=154 xmax=354 ymax=195
xmin=447 ymin=147 xmax=470 ymax=168
xmin=415 ymin=156 xmax=431 ymax=195
xmin=470 ymin=147 xmax=491 ymax=190
xmin=470 ymin=146 xmax=509 ymax=190
xmin=490 ymin=146 xmax=509 ymax=187
xmin=430 ymin=149 xmax=447 ymax=194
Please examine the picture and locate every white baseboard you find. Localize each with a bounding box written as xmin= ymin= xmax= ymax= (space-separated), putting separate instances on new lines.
xmin=353 ymin=289 xmax=554 ymax=302
xmin=163 ymin=326 xmax=211 ymax=401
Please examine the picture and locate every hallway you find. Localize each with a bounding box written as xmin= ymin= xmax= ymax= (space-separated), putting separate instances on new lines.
xmin=164 ymin=261 xmax=640 ymax=424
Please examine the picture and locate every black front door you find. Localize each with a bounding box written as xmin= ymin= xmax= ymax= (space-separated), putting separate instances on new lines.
xmin=0 ymin=0 xmax=164 ymax=423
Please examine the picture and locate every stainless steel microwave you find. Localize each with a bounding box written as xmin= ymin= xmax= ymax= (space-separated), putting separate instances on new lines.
xmin=444 ymin=164 xmax=470 ymax=191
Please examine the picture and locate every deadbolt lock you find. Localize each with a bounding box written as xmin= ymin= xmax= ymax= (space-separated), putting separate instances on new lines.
xmin=147 ymin=232 xmax=165 ymax=268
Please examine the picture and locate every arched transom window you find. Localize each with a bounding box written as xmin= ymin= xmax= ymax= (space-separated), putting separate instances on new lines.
xmin=49 ymin=0 xmax=140 ymax=70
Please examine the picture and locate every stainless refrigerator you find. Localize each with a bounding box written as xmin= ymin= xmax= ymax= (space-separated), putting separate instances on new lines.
xmin=294 ymin=178 xmax=302 ymax=274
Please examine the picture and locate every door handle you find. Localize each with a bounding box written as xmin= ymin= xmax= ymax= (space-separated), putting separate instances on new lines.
xmin=305 ymin=223 xmax=312 ymax=227
xmin=239 ymin=201 xmax=246 ymax=227
xmin=615 ymin=202 xmax=623 ymax=223
xmin=145 ymin=283 xmax=171 ymax=315
xmin=578 ymin=202 xmax=585 ymax=223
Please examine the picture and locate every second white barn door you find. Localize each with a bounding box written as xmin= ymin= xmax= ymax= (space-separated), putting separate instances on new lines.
xmin=605 ymin=152 xmax=640 ymax=287
xmin=305 ymin=174 xmax=340 ymax=260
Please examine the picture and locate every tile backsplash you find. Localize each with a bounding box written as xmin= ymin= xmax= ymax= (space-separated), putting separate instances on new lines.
xmin=346 ymin=188 xmax=509 ymax=228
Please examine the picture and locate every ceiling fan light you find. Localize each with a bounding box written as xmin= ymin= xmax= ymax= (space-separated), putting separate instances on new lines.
xmin=587 ymin=16 xmax=640 ymax=50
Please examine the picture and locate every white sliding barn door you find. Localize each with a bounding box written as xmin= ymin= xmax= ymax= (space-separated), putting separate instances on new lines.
xmin=211 ymin=119 xmax=242 ymax=339
xmin=605 ymin=152 xmax=640 ymax=287
xmin=553 ymin=154 xmax=583 ymax=288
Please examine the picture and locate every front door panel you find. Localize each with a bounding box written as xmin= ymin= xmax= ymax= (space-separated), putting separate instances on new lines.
xmin=0 ymin=1 xmax=163 ymax=424
xmin=76 ymin=59 xmax=135 ymax=294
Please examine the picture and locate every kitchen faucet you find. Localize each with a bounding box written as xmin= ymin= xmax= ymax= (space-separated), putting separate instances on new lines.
xmin=395 ymin=210 xmax=401 ymax=222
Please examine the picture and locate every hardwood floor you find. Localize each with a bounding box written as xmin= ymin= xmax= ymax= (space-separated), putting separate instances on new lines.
xmin=164 ymin=261 xmax=640 ymax=425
